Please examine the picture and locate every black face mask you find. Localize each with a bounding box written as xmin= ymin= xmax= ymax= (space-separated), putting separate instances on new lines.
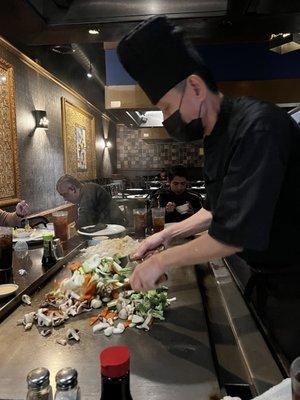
xmin=163 ymin=110 xmax=204 ymax=143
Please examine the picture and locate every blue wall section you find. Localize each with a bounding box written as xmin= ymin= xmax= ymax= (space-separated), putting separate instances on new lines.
xmin=106 ymin=43 xmax=300 ymax=85
xmin=106 ymin=49 xmax=136 ymax=85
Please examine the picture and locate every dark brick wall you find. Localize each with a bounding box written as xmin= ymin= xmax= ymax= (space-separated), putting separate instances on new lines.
xmin=0 ymin=42 xmax=117 ymax=214
xmin=116 ymin=125 xmax=204 ymax=178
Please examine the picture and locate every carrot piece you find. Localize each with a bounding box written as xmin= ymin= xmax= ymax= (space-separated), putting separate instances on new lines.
xmin=89 ymin=315 xmax=99 ymax=326
xmin=68 ymin=261 xmax=82 ymax=272
xmin=122 ymin=320 xmax=131 ymax=329
xmin=99 ymin=306 xmax=109 ymax=318
xmin=106 ymin=312 xmax=117 ymax=320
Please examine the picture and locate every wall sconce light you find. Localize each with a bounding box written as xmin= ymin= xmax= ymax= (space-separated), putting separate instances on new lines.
xmin=34 ymin=110 xmax=49 ymax=129
xmin=104 ymin=139 xmax=111 ymax=148
xmin=30 ymin=110 xmax=49 ymax=136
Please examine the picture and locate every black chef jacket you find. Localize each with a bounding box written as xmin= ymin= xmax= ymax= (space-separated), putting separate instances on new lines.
xmin=203 ymin=96 xmax=300 ymax=268
xmin=152 ymin=188 xmax=202 ymax=223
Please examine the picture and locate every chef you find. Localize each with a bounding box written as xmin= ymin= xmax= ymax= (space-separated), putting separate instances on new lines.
xmin=117 ymin=16 xmax=300 ymax=360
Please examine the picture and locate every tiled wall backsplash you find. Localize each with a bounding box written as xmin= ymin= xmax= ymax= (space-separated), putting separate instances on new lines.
xmin=116 ymin=125 xmax=203 ymax=171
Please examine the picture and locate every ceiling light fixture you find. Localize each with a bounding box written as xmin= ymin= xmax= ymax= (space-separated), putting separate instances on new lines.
xmin=88 ymin=28 xmax=100 ymax=35
xmin=87 ymin=62 xmax=93 ymax=78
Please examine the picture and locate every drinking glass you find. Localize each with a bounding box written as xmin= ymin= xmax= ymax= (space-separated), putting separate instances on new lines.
xmin=291 ymin=357 xmax=300 ymax=400
xmin=0 ymin=227 xmax=13 ymax=283
xmin=133 ymin=208 xmax=147 ymax=238
xmin=52 ymin=211 xmax=68 ymax=243
xmin=151 ymin=207 xmax=165 ymax=233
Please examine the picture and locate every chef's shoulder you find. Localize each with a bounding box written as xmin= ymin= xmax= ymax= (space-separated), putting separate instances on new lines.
xmin=231 ymin=96 xmax=293 ymax=142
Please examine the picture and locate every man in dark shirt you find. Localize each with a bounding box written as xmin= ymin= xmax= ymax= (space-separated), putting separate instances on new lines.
xmin=56 ymin=175 xmax=125 ymax=229
xmin=117 ymin=16 xmax=300 ymax=360
xmin=152 ymin=165 xmax=202 ymax=223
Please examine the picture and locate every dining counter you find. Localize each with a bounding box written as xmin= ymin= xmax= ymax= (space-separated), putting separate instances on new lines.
xmin=0 ymin=238 xmax=221 ymax=400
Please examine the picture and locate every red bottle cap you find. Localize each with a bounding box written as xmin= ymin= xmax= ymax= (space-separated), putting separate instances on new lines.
xmin=100 ymin=345 xmax=130 ymax=378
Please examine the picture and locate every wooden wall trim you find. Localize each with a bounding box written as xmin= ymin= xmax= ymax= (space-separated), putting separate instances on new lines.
xmin=0 ymin=36 xmax=111 ymax=121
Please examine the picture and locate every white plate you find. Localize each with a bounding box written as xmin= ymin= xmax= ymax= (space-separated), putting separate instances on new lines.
xmin=127 ymin=194 xmax=148 ymax=199
xmin=78 ymin=224 xmax=126 ymax=237
xmin=13 ymin=229 xmax=55 ymax=242
xmin=0 ymin=284 xmax=19 ymax=298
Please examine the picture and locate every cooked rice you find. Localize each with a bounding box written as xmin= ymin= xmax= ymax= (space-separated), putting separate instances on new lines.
xmin=80 ymin=235 xmax=139 ymax=259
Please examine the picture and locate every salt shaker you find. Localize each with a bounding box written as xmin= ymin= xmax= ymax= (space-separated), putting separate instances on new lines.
xmin=26 ymin=367 xmax=53 ymax=400
xmin=54 ymin=368 xmax=80 ymax=400
xmin=51 ymin=238 xmax=64 ymax=260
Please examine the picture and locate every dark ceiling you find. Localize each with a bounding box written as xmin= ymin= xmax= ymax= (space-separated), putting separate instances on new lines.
xmin=2 ymin=0 xmax=300 ymax=45
xmin=0 ymin=0 xmax=300 ymax=120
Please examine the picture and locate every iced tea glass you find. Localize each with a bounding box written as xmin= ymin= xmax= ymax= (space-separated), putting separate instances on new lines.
xmin=52 ymin=211 xmax=68 ymax=243
xmin=291 ymin=357 xmax=300 ymax=400
xmin=152 ymin=207 xmax=165 ymax=233
xmin=0 ymin=227 xmax=13 ymax=283
xmin=133 ymin=208 xmax=147 ymax=239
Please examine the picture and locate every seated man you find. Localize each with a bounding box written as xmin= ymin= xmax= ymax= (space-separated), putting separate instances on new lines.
xmin=0 ymin=200 xmax=29 ymax=227
xmin=155 ymin=168 xmax=167 ymax=181
xmin=152 ymin=165 xmax=202 ymax=223
xmin=56 ymin=175 xmax=126 ymax=229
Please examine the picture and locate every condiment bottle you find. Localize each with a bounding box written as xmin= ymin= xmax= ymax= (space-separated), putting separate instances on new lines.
xmin=100 ymin=345 xmax=133 ymax=400
xmin=42 ymin=233 xmax=55 ymax=268
xmin=26 ymin=367 xmax=53 ymax=400
xmin=54 ymin=368 xmax=81 ymax=400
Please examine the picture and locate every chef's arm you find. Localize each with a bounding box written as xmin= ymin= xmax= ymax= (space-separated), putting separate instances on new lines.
xmin=163 ymin=207 xmax=212 ymax=240
xmin=157 ymin=232 xmax=242 ymax=270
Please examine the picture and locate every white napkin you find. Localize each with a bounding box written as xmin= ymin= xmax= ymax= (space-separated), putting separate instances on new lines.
xmin=221 ymin=378 xmax=291 ymax=400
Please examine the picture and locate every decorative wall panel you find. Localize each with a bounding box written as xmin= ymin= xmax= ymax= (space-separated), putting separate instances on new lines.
xmin=0 ymin=57 xmax=20 ymax=206
xmin=116 ymin=125 xmax=203 ymax=171
xmin=61 ymin=98 xmax=96 ymax=180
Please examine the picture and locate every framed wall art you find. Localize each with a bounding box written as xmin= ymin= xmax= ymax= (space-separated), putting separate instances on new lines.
xmin=0 ymin=57 xmax=20 ymax=206
xmin=61 ymin=97 xmax=96 ymax=180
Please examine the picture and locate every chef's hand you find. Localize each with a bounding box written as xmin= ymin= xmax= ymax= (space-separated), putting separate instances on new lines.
xmin=131 ymin=231 xmax=170 ymax=261
xmin=16 ymin=200 xmax=29 ymax=218
xmin=130 ymin=254 xmax=166 ymax=292
xmin=165 ymin=202 xmax=176 ymax=213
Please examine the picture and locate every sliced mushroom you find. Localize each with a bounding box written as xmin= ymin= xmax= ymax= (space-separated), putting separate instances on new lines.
xmin=91 ymin=298 xmax=102 ymax=309
xmin=136 ymin=315 xmax=153 ymax=331
xmin=40 ymin=329 xmax=52 ymax=336
xmin=24 ymin=323 xmax=33 ymax=331
xmin=118 ymin=309 xmax=128 ymax=320
xmin=24 ymin=312 xmax=36 ymax=325
xmin=92 ymin=321 xmax=109 ymax=333
xmin=103 ymin=326 xmax=114 ymax=337
xmin=36 ymin=309 xmax=52 ymax=327
xmin=131 ymin=315 xmax=144 ymax=324
xmin=66 ymin=328 xmax=80 ymax=342
xmin=66 ymin=305 xmax=77 ymax=317
xmin=52 ymin=316 xmax=65 ymax=327
xmin=22 ymin=294 xmax=31 ymax=305
xmin=56 ymin=338 xmax=67 ymax=346
xmin=113 ymin=323 xmax=125 ymax=334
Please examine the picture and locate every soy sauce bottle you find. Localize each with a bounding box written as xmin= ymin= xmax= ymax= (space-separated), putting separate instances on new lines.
xmin=100 ymin=345 xmax=133 ymax=400
xmin=42 ymin=233 xmax=55 ymax=268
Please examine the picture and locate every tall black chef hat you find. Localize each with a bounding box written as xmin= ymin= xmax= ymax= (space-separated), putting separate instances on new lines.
xmin=117 ymin=15 xmax=217 ymax=104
